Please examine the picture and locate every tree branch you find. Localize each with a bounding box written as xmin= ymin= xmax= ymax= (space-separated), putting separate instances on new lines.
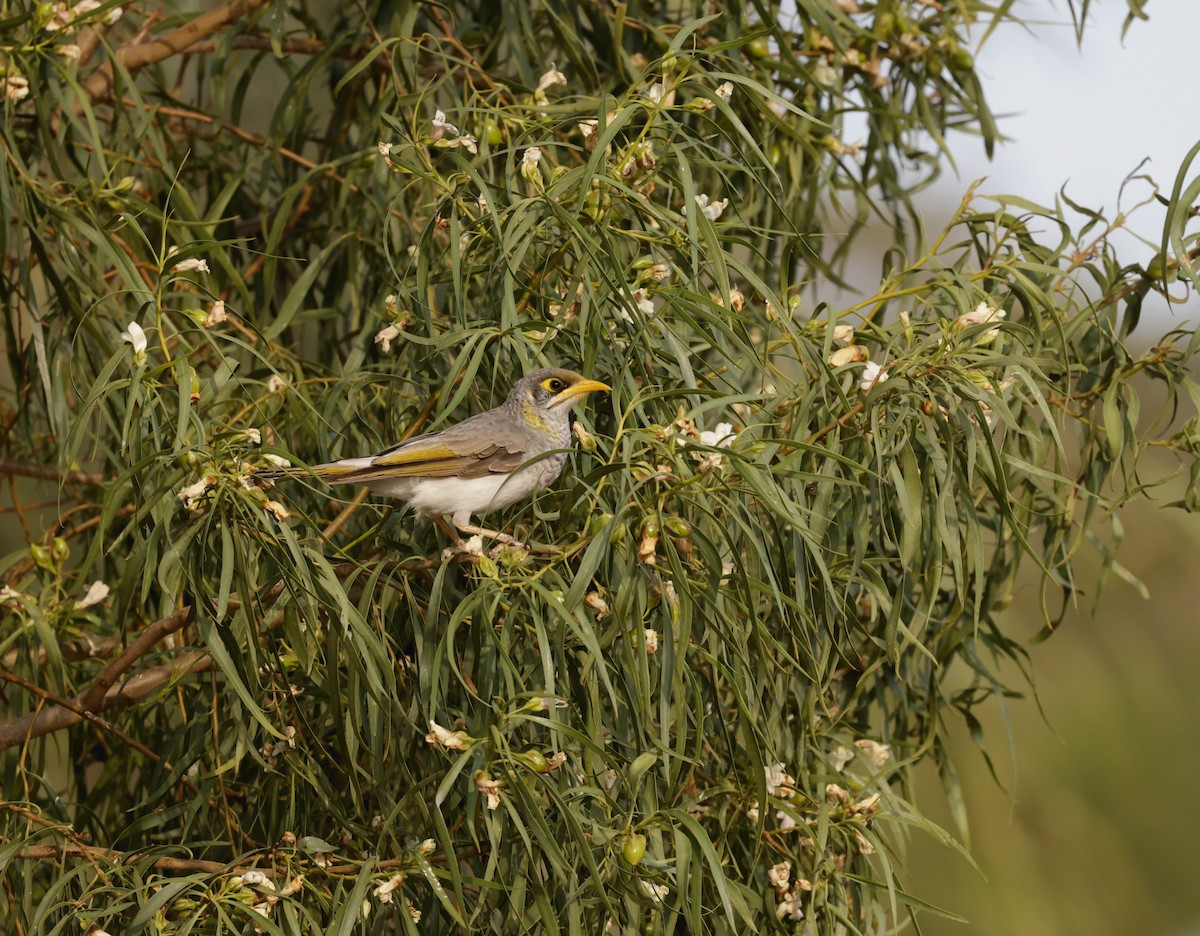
xmin=0 ymin=459 xmax=103 ymax=486
xmin=0 ymin=648 xmax=212 ymax=752
xmin=81 ymin=0 xmax=272 ymax=104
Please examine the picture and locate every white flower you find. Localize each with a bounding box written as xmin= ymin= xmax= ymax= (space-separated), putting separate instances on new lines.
xmin=461 ymin=535 xmax=484 ymax=556
xmin=714 ymin=80 xmax=734 ymax=101
xmin=698 ymin=422 xmax=736 ymax=449
xmin=74 ymin=580 xmax=110 ymax=610
xmin=829 ymin=746 xmax=854 ymax=772
xmin=854 ymin=738 xmax=891 ymax=766
xmin=70 ymin=0 xmax=101 ymax=19
xmin=827 ymin=344 xmax=867 ymax=367
xmin=898 ymin=309 xmax=911 ymax=327
xmin=474 ymin=772 xmax=501 ymax=810
xmin=119 ymin=321 xmax=147 ymax=363
xmin=859 ymin=360 xmax=890 ymax=393
xmin=643 ymin=628 xmax=659 ymax=654
xmin=954 ymin=301 xmax=1007 ymax=342
xmin=374 ymin=873 xmax=405 ymax=904
xmin=851 ymin=792 xmax=881 ymax=815
xmin=545 ymin=751 xmax=566 ymax=770
xmin=239 ymin=870 xmax=272 ymax=888
xmin=690 ymin=193 xmax=728 ymax=221
xmin=746 ymin=801 xmax=760 ymax=823
xmin=60 ymin=43 xmax=81 ymax=62
xmin=431 ymin=109 xmax=459 ymax=139
xmin=377 ymin=141 xmax=391 ymax=158
xmin=172 ymin=257 xmax=209 ymax=274
xmin=264 ymin=499 xmax=290 ymax=522
xmin=584 ymin=591 xmax=610 ymax=618
xmin=242 ymin=428 xmax=261 ymax=445
xmin=263 ymin=454 xmax=292 ymax=468
xmin=812 ymin=61 xmax=838 ymax=87
xmin=374 ymin=323 xmax=401 ymax=353
xmin=765 ymin=763 xmax=796 ymax=796
xmin=261 ymin=725 xmax=296 ymax=762
xmin=103 ymin=3 xmax=122 ymax=23
xmin=521 ymin=146 xmax=542 ymax=171
xmin=177 ymin=480 xmax=213 ymax=508
xmin=853 ymin=829 xmax=876 ymax=855
xmin=267 ymin=375 xmax=287 ymax=393
xmin=776 ymin=891 xmax=805 ymax=921
xmin=425 ymin=719 xmax=470 ymax=750
xmin=644 ymin=82 xmax=664 ymax=104
xmin=476 ymin=194 xmax=490 ymax=214
xmin=204 ymin=299 xmax=228 ymax=327
xmin=450 ymin=134 xmax=477 ymax=154
xmin=535 ymin=64 xmax=567 ymax=96
xmin=825 ymin=782 xmax=850 ymax=801
xmin=578 ymin=118 xmax=599 ymax=148
xmin=418 ymin=838 xmax=437 ymax=855
xmin=767 ymin=860 xmax=792 ymax=894
xmin=832 ymin=323 xmax=855 ymax=344
xmin=775 ymin=809 xmax=798 ymax=830
xmin=405 ymin=899 xmax=421 ymax=923
xmin=639 ymin=880 xmax=669 ymax=905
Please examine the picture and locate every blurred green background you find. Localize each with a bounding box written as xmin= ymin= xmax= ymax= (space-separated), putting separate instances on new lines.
xmin=908 ymin=472 xmax=1200 ymax=935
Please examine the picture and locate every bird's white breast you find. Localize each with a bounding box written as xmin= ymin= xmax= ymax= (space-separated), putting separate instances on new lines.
xmin=357 ymin=455 xmax=566 ymax=528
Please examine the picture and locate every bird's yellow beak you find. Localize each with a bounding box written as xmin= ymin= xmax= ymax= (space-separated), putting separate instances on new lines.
xmin=557 ymin=378 xmax=611 ymax=402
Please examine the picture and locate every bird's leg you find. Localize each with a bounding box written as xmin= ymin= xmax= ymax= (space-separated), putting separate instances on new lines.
xmin=436 ymin=515 xmax=528 ymax=560
xmin=454 ymin=519 xmax=529 ymax=558
xmin=434 ymin=515 xmax=464 ymax=546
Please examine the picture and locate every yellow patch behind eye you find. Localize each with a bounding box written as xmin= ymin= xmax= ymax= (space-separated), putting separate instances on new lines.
xmin=522 ymin=401 xmax=550 ymax=430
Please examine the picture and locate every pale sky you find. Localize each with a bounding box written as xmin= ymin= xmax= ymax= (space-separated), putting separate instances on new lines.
xmin=916 ymin=0 xmax=1199 ymax=323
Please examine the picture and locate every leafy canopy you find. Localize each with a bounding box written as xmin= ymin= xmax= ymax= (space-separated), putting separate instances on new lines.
xmin=1 ymin=0 xmax=1197 ymax=933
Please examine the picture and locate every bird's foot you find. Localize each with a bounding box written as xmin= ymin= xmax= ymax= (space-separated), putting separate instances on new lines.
xmin=488 ymin=539 xmax=530 ymax=561
xmin=439 ymin=530 xmax=529 ymax=562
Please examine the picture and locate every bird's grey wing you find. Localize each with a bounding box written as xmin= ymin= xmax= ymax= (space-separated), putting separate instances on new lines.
xmin=315 ymin=412 xmax=528 ymax=484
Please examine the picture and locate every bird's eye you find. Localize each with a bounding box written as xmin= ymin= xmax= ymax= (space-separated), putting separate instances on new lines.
xmin=547 ymin=378 xmax=565 ymax=393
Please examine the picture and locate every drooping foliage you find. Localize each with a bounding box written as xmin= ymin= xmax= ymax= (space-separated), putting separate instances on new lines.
xmin=1 ymin=0 xmax=1196 ymax=932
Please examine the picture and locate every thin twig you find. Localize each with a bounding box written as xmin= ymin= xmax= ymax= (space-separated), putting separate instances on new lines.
xmin=0 ymin=459 xmax=102 ymax=486
xmin=0 ymin=665 xmax=164 ymax=766
xmin=80 ymin=0 xmax=273 ymax=105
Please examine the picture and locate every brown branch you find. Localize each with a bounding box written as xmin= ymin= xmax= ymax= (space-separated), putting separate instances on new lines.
xmin=183 ymin=34 xmax=389 ymax=67
xmin=76 ymin=606 xmax=193 ymax=714
xmin=11 ymin=844 xmax=239 ymax=876
xmin=10 ymin=842 xmax=432 ymax=878
xmin=0 ymin=665 xmax=165 ymax=765
xmin=0 ymin=459 xmax=102 ymax=486
xmin=133 ymin=100 xmax=362 ymax=195
xmin=81 ymin=0 xmax=273 ymax=104
xmin=0 ymin=648 xmax=213 ymax=752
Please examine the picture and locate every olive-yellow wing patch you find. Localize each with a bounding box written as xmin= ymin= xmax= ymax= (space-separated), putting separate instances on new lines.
xmin=317 ymin=438 xmax=528 ymax=484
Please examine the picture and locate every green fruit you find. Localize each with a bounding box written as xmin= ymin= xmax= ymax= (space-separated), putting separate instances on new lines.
xmin=484 ymin=120 xmax=503 ymax=147
xmin=519 ymin=749 xmax=549 ymax=772
xmin=663 ymin=517 xmax=692 ymax=538
xmin=622 ymin=832 xmax=647 ymax=866
xmin=746 ymin=36 xmax=771 ymax=60
xmin=30 ymin=543 xmax=53 ymax=571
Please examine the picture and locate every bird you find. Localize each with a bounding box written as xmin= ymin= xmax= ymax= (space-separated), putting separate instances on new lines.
xmin=261 ymin=368 xmax=610 ymax=552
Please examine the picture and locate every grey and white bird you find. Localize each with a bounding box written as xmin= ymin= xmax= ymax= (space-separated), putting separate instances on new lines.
xmin=262 ymin=368 xmax=610 ymax=549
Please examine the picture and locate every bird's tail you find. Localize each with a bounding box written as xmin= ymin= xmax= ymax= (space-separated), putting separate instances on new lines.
xmin=256 ymin=461 xmax=365 ymax=486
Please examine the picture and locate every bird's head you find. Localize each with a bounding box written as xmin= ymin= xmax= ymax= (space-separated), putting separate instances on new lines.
xmin=511 ymin=368 xmax=611 ymax=413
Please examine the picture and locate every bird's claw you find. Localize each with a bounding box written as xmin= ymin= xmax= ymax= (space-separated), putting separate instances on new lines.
xmin=488 ymin=540 xmax=529 ymax=561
